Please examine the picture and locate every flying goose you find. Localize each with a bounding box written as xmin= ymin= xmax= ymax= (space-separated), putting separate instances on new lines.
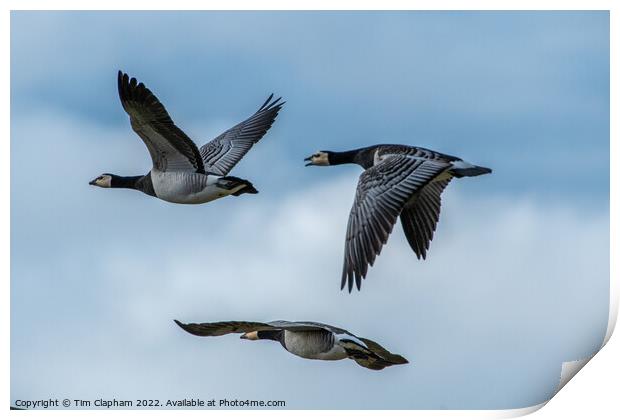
xmin=305 ymin=144 xmax=492 ymax=292
xmin=174 ymin=319 xmax=408 ymax=370
xmin=89 ymin=71 xmax=284 ymax=204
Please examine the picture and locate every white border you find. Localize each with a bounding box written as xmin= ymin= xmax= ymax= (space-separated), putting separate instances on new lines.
xmin=3 ymin=1 xmax=617 ymax=419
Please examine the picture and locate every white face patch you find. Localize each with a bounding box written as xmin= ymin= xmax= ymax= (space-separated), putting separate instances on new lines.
xmin=310 ymin=151 xmax=330 ymax=166
xmin=241 ymin=331 xmax=259 ymax=340
xmin=93 ymin=174 xmax=112 ymax=188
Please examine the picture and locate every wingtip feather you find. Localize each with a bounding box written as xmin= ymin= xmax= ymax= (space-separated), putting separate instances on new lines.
xmin=258 ymin=94 xmax=285 ymax=113
xmin=174 ymin=319 xmax=189 ymax=331
xmin=258 ymin=93 xmax=274 ymax=111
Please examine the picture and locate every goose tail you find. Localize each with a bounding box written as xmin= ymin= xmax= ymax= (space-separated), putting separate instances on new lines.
xmin=342 ymin=337 xmax=409 ymax=370
xmin=218 ymin=176 xmax=258 ymax=196
xmin=449 ymin=161 xmax=492 ymax=178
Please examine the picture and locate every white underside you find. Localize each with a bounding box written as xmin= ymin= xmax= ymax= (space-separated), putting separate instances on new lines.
xmin=287 ymin=344 xmax=348 ymax=361
xmin=151 ymin=171 xmax=243 ymax=204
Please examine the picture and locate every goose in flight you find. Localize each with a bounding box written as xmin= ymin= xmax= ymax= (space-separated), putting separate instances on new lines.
xmin=174 ymin=319 xmax=408 ymax=370
xmin=305 ymin=144 xmax=491 ymax=292
xmin=89 ymin=71 xmax=284 ymax=204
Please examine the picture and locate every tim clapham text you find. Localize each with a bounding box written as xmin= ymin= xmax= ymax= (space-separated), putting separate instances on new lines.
xmin=13 ymin=398 xmax=286 ymax=409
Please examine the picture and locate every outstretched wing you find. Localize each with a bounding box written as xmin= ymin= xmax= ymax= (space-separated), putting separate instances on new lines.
xmin=118 ymin=71 xmax=205 ymax=173
xmin=199 ymin=95 xmax=284 ymax=175
xmin=174 ymin=320 xmax=274 ymax=337
xmin=399 ymin=178 xmax=452 ymax=260
xmin=174 ymin=319 xmax=350 ymax=337
xmin=342 ymin=155 xmax=450 ymax=292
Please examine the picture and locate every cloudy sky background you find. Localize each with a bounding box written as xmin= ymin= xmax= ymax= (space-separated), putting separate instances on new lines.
xmin=11 ymin=11 xmax=609 ymax=409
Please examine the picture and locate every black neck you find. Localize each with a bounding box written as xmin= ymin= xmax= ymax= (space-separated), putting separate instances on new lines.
xmin=330 ymin=149 xmax=363 ymax=166
xmin=257 ymin=330 xmax=284 ymax=343
xmin=330 ymin=147 xmax=374 ymax=168
xmin=110 ymin=175 xmax=143 ymax=190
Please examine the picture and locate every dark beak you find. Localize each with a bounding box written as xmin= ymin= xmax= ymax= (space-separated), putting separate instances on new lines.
xmin=88 ymin=178 xmax=97 ymax=186
xmin=240 ymin=333 xmax=248 ymax=339
xmin=304 ymin=155 xmax=314 ymax=167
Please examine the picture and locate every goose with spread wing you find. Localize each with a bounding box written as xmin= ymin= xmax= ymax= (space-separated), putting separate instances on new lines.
xmin=174 ymin=319 xmax=408 ymax=370
xmin=305 ymin=144 xmax=491 ymax=292
xmin=89 ymin=71 xmax=284 ymax=204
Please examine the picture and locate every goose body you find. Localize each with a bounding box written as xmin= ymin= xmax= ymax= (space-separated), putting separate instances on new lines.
xmin=282 ymin=329 xmax=347 ymax=360
xmin=148 ymin=170 xmax=248 ymax=204
xmin=89 ymin=71 xmax=284 ymax=205
xmin=174 ymin=319 xmax=408 ymax=370
xmin=305 ymin=144 xmax=492 ymax=292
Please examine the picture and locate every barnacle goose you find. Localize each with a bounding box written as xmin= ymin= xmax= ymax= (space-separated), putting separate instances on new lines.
xmin=89 ymin=71 xmax=284 ymax=204
xmin=174 ymin=319 xmax=408 ymax=370
xmin=305 ymin=144 xmax=491 ymax=292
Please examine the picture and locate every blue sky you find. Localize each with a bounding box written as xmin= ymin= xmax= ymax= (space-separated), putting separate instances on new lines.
xmin=11 ymin=11 xmax=609 ymax=409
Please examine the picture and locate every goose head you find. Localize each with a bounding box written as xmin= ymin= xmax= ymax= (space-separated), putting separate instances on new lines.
xmin=89 ymin=173 xmax=113 ymax=188
xmin=240 ymin=331 xmax=260 ymax=340
xmin=304 ymin=151 xmax=331 ymax=166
